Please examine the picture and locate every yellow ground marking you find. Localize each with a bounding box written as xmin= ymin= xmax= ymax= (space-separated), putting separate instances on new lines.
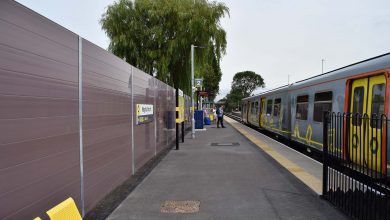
xmin=225 ymin=117 xmax=322 ymax=195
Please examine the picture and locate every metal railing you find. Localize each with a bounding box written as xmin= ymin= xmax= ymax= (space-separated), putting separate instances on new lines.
xmin=323 ymin=112 xmax=390 ymax=220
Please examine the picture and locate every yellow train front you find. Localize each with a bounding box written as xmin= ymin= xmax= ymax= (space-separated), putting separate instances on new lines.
xmin=241 ymin=53 xmax=390 ymax=176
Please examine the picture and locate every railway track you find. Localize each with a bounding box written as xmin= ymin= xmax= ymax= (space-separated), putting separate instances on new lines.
xmin=225 ymin=113 xmax=323 ymax=163
xmin=225 ymin=113 xmax=241 ymax=121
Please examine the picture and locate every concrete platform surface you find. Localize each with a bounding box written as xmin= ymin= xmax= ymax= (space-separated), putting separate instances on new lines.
xmin=225 ymin=116 xmax=323 ymax=194
xmin=108 ymin=120 xmax=346 ymax=220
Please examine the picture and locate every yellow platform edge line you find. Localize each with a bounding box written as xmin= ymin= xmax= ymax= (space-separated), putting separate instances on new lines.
xmin=225 ymin=117 xmax=322 ymax=195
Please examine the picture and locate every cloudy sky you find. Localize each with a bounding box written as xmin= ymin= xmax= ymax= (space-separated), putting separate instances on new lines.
xmin=16 ymin=0 xmax=390 ymax=100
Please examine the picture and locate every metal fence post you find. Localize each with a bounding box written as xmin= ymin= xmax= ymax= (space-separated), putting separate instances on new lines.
xmin=77 ymin=36 xmax=85 ymax=217
xmin=166 ymin=86 xmax=169 ymax=146
xmin=131 ymin=67 xmax=135 ymax=175
xmin=154 ymin=79 xmax=157 ymax=156
xmin=176 ymin=89 xmax=179 ymax=150
xmin=322 ymin=111 xmax=328 ymax=198
xmin=181 ymin=121 xmax=185 ymax=142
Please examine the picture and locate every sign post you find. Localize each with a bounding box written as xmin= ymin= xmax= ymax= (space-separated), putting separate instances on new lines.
xmin=182 ymin=120 xmax=184 ymax=143
xmin=195 ymin=78 xmax=203 ymax=110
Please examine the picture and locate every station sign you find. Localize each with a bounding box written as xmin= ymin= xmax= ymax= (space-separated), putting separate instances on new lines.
xmin=195 ymin=78 xmax=203 ymax=87
xmin=136 ymin=104 xmax=154 ymax=125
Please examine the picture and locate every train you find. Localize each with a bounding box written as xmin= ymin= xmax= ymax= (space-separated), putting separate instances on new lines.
xmin=241 ymin=53 xmax=390 ymax=175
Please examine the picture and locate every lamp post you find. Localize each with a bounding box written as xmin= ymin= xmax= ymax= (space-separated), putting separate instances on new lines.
xmin=191 ymin=44 xmax=205 ymax=139
xmin=200 ymin=84 xmax=202 ymax=110
xmin=321 ymin=59 xmax=325 ymax=74
xmin=191 ymin=45 xmax=195 ymax=139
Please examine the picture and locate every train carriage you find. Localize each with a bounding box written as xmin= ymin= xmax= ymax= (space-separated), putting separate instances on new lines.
xmin=242 ymin=96 xmax=259 ymax=126
xmin=241 ymin=53 xmax=390 ymax=175
xmin=259 ymin=86 xmax=291 ymax=139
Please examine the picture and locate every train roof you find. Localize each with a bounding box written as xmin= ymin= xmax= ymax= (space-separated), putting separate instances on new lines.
xmin=291 ymin=52 xmax=390 ymax=90
xmin=242 ymin=52 xmax=390 ymax=101
xmin=242 ymin=84 xmax=290 ymax=101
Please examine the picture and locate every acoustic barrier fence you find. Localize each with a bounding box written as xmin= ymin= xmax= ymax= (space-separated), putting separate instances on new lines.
xmin=0 ymin=1 xmax=191 ymax=219
xmin=323 ymin=112 xmax=390 ymax=220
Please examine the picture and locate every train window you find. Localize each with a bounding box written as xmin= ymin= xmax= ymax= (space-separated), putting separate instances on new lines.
xmin=296 ymin=95 xmax=308 ymax=120
xmin=352 ymin=87 xmax=364 ymax=126
xmin=266 ymin=99 xmax=273 ymax=114
xmin=273 ymin=98 xmax=281 ymax=116
xmin=252 ymin=102 xmax=256 ymax=114
xmin=255 ymin=102 xmax=259 ymax=114
xmin=313 ymin=92 xmax=332 ymax=122
xmin=371 ymin=83 xmax=385 ymax=128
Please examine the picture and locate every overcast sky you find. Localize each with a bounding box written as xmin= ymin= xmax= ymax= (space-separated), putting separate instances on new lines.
xmin=16 ymin=0 xmax=390 ymax=100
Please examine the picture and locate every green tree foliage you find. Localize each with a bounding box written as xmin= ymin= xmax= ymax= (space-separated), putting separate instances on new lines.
xmin=100 ymin=0 xmax=228 ymax=96
xmin=224 ymin=89 xmax=242 ymax=112
xmin=225 ymin=71 xmax=265 ymax=112
xmin=231 ymin=71 xmax=265 ymax=97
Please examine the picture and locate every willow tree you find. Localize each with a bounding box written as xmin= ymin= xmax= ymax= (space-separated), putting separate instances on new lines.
xmin=101 ymin=0 xmax=228 ymax=96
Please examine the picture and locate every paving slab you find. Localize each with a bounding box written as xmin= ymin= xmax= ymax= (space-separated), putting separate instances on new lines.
xmin=108 ymin=120 xmax=347 ymax=220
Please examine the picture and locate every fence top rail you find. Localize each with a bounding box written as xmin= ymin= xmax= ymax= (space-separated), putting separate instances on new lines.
xmin=325 ymin=112 xmax=388 ymax=120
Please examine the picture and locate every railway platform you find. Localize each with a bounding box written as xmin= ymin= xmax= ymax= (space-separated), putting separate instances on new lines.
xmin=106 ymin=117 xmax=346 ymax=220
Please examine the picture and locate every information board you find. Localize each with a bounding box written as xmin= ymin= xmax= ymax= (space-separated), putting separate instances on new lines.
xmin=136 ymin=104 xmax=154 ymax=125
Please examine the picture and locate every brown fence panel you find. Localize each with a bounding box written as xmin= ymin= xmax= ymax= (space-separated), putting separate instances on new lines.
xmin=155 ymin=80 xmax=168 ymax=153
xmin=82 ymin=39 xmax=133 ymax=212
xmin=0 ymin=1 xmax=81 ymax=219
xmin=167 ymin=87 xmax=176 ymax=145
xmin=0 ymin=0 xmax=183 ymax=218
xmin=184 ymin=95 xmax=192 ymax=131
xmin=132 ymin=68 xmax=156 ymax=171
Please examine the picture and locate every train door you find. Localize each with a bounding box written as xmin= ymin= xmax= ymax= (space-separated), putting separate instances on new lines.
xmin=251 ymin=101 xmax=259 ymax=126
xmin=242 ymin=102 xmax=246 ymax=123
xmin=260 ymin=97 xmax=266 ymax=127
xmin=349 ymin=75 xmax=386 ymax=171
xmin=256 ymin=100 xmax=260 ymax=126
xmin=247 ymin=101 xmax=251 ymax=123
xmin=273 ymin=98 xmax=282 ymax=130
xmin=253 ymin=101 xmax=260 ymax=126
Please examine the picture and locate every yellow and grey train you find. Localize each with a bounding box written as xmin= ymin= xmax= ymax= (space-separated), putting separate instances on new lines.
xmin=241 ymin=53 xmax=390 ymax=174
